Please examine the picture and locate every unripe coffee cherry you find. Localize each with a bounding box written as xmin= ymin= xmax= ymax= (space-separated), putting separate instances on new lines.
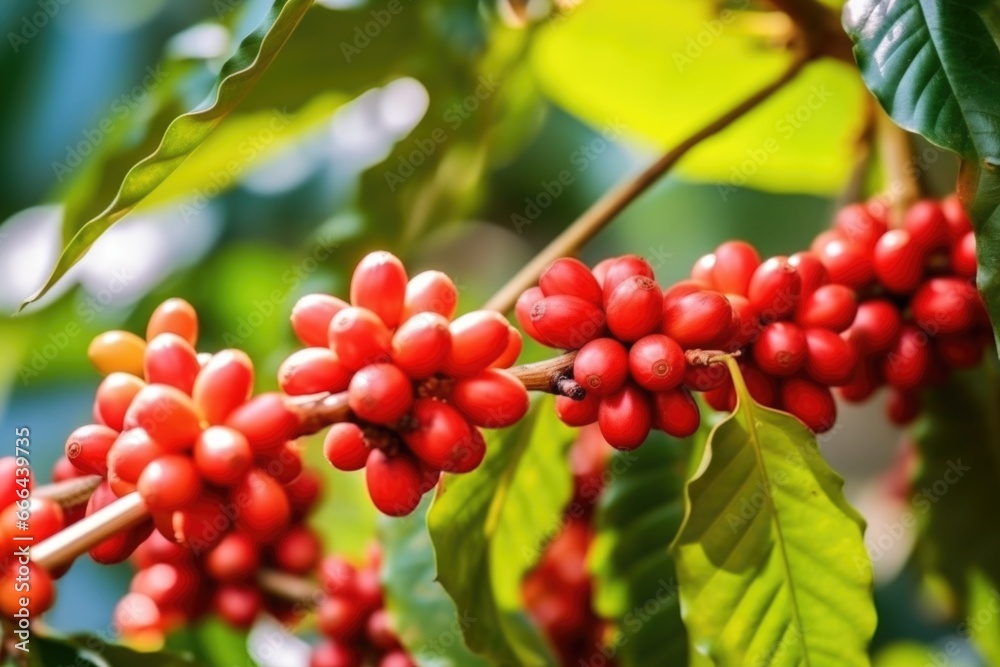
xmin=443 ymin=310 xmax=511 ymax=376
xmin=329 ymin=306 xmax=393 ymax=370
xmin=712 ymin=241 xmax=761 ymax=295
xmin=147 ymin=298 xmax=199 ymax=347
xmin=662 ymin=291 xmax=733 ymax=348
xmin=213 ymin=585 xmax=262 ymax=628
xmin=601 ymin=255 xmax=655 ymax=301
xmin=848 ymin=299 xmax=902 ymax=353
xmin=323 ymin=423 xmax=370 ymax=471
xmin=490 ymin=327 xmax=523 ymax=369
xmin=274 ymin=526 xmax=322 ymax=575
xmin=205 ymin=533 xmax=259 ymax=583
xmin=598 ymin=384 xmax=652 ymax=450
xmin=752 ymin=322 xmax=807 ymax=376
xmin=66 ymin=423 xmax=117 ymax=475
xmin=366 ymin=450 xmax=423 ymax=516
xmin=95 ymin=373 xmax=146 ymax=431
xmin=539 ymin=257 xmax=603 ymax=305
xmin=515 ymin=287 xmax=549 ymax=345
xmin=834 ymin=203 xmax=886 ymax=248
xmin=652 ymin=388 xmax=700 ymax=438
xmin=194 ymin=426 xmax=252 ymax=485
xmin=403 ymin=399 xmax=474 ymax=470
xmin=911 ymin=277 xmax=979 ymax=335
xmin=107 ymin=429 xmax=166 ymax=483
xmin=747 ymin=256 xmax=800 ymax=321
xmin=350 ymin=251 xmax=408 ymax=329
xmin=796 ymin=284 xmax=857 ymax=332
xmin=555 ymin=393 xmax=599 ymax=427
xmin=811 ymin=230 xmax=873 ymax=289
xmin=124 ymin=384 xmax=202 ymax=451
xmin=88 ymin=330 xmax=147 ymax=377
xmin=803 ymin=328 xmax=858 ymax=386
xmin=279 ymin=347 xmax=352 ymax=395
xmin=573 ymin=338 xmax=629 ymax=396
xmin=225 ymin=393 xmax=301 ymax=452
xmin=530 ymin=295 xmax=606 ymax=351
xmin=952 ymin=231 xmax=977 ymax=277
xmin=193 ymin=349 xmax=254 ymax=425
xmin=781 ymin=377 xmax=837 ymax=433
xmin=144 ymin=333 xmax=200 ymax=395
xmin=348 ymin=364 xmax=413 ymax=425
xmin=873 ymin=229 xmax=925 ymax=293
xmin=451 ymin=369 xmax=530 ymax=427
xmin=403 ymin=270 xmax=459 ymax=320
xmin=690 ymin=254 xmax=717 ymax=288
xmin=291 ymin=294 xmax=349 ymax=347
xmin=87 ymin=482 xmax=151 ymax=564
xmin=883 ymin=326 xmax=931 ymax=390
xmin=605 ymin=276 xmax=662 ymax=342
xmin=628 ymin=334 xmax=685 ymax=391
xmin=0 ymin=561 xmax=53 ymax=619
xmin=391 ymin=313 xmax=452 ymax=378
xmin=788 ymin=251 xmax=829 ymax=297
xmin=234 ymin=470 xmax=291 ymax=541
xmin=138 ymin=455 xmax=202 ymax=511
xmin=904 ymin=200 xmax=949 ymax=251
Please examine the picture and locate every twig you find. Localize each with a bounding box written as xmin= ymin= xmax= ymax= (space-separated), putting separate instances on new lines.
xmin=483 ymin=55 xmax=811 ymax=314
xmin=35 ymin=475 xmax=102 ymax=508
xmin=765 ymin=0 xmax=854 ymax=62
xmin=257 ymin=569 xmax=323 ymax=606
xmin=506 ymin=352 xmax=582 ymax=399
xmin=840 ymin=96 xmax=878 ymax=205
xmin=876 ymin=110 xmax=920 ymax=226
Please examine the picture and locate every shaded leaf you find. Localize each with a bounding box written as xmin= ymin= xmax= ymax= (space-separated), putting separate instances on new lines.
xmin=30 ymin=634 xmax=202 ymax=667
xmin=671 ymin=357 xmax=875 ymax=665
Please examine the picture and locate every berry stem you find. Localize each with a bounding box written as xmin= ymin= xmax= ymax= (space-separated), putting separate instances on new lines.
xmin=507 ymin=352 xmax=582 ymax=399
xmin=35 ymin=475 xmax=102 ymax=508
xmin=876 ymin=109 xmax=921 ymax=225
xmin=257 ymin=568 xmax=322 ymax=605
xmin=481 ymin=54 xmax=810 ymax=315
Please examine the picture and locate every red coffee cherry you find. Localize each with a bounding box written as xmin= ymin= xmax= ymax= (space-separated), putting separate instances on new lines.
xmin=590 ymin=257 xmax=616 ymax=287
xmin=911 ymin=277 xmax=979 ymax=335
xmin=279 ymin=348 xmax=352 ymax=395
xmin=539 ymin=257 xmax=603 ymax=306
xmin=752 ymin=322 xmax=807 ymax=376
xmin=193 ymin=349 xmax=254 ymax=425
xmin=834 ymin=203 xmax=886 ymax=249
xmin=138 ymin=455 xmax=202 ymax=511
xmin=652 ymin=388 xmax=700 ymax=438
xmin=597 ymin=384 xmax=652 ymax=450
xmin=627 ymin=335 xmax=685 ymax=391
xmin=234 ymin=470 xmax=291 ymax=541
xmin=0 ymin=497 xmax=63 ymax=551
xmin=605 ymin=276 xmax=662 ymax=342
xmin=952 ymin=231 xmax=977 ymax=277
xmin=403 ymin=399 xmax=474 ymax=471
xmin=286 ymin=469 xmax=322 ymax=520
xmin=573 ymin=338 xmax=629 ymax=397
xmin=904 ymin=200 xmax=949 ymax=251
xmin=65 ymin=423 xmax=117 ymax=476
xmin=838 ymin=359 xmax=880 ymax=403
xmin=803 ymin=328 xmax=858 ymax=386
xmin=132 ymin=529 xmax=192 ymax=570
xmin=515 ymin=287 xmax=549 ymax=345
xmin=225 ymin=393 xmax=301 ymax=452
xmin=450 ymin=426 xmax=487 ymax=474
xmin=747 ymin=256 xmax=800 ymax=321
xmin=490 ymin=327 xmax=523 ymax=369
xmin=451 ymin=369 xmax=530 ymax=428
xmin=0 ymin=561 xmax=53 ymax=619
xmin=261 ymin=440 xmax=304 ymax=484
xmin=391 ymin=313 xmax=452 ymax=378
xmin=788 ymin=251 xmax=830 ymax=297
xmin=443 ymin=310 xmax=511 ymax=376
xmin=712 ymin=241 xmax=761 ymax=295
xmin=796 ymin=284 xmax=857 ymax=332
xmin=530 ymin=295 xmax=607 ymax=350
xmin=379 ymin=652 xmax=415 ymax=667
xmin=883 ymin=326 xmax=931 ymax=390
xmin=690 ymin=254 xmax=717 ymax=289
xmin=367 ymin=609 xmax=401 ymax=650
xmin=147 ymin=298 xmax=199 ymax=347
xmin=350 ymin=251 xmax=408 ymax=329
xmin=419 ymin=463 xmax=442 ymax=493
xmin=683 ymin=363 xmax=729 ymax=392
xmin=662 ymin=291 xmax=733 ymax=348
xmin=171 ymin=494 xmax=230 ymax=550
xmin=130 ymin=562 xmax=201 ymax=615
xmin=781 ymin=377 xmax=837 ymax=433
xmin=403 ymin=270 xmax=459 ymax=320
xmin=124 ymin=384 xmax=202 ymax=452
xmin=107 ymin=428 xmax=166 ymax=485
xmin=935 ymin=334 xmax=984 ymax=369
xmin=113 ymin=593 xmax=164 ymax=641
xmin=205 ymin=533 xmax=259 ymax=583
xmin=323 ymin=423 xmax=370 ymax=472
xmin=311 ymin=641 xmax=362 ymax=667
xmin=194 ymin=426 xmax=252 ymax=485
xmin=319 ymin=555 xmax=358 ymax=596
xmin=726 ymin=294 xmax=759 ymax=348
xmin=942 ymin=194 xmax=973 ymax=239
xmin=348 ymin=364 xmax=413 ymax=425
xmin=94 ymin=372 xmax=146 ymax=431
xmin=886 ymin=388 xmax=922 ymax=426
xmin=274 ymin=526 xmax=322 ymax=575
xmin=555 ymin=394 xmax=599 ymax=427
xmin=212 ymin=584 xmax=261 ymax=628
xmin=849 ymin=299 xmax=902 ymax=353
xmin=329 ymin=307 xmax=393 ymax=370
xmin=873 ymin=229 xmax=926 ymax=293
xmin=87 ymin=482 xmax=152 ymax=564
xmin=291 ymin=294 xmax=349 ymax=348
xmin=737 ymin=362 xmax=778 ymax=409
xmin=365 ymin=450 xmax=423 ymax=516
xmin=663 ymin=280 xmax=707 ymax=311
xmin=143 ymin=333 xmax=200 ymax=395
xmin=601 ymin=255 xmax=655 ymax=301
xmin=811 ymin=230 xmax=873 ymax=289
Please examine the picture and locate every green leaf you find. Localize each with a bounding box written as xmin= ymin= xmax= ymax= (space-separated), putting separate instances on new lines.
xmin=29 ymin=634 xmax=202 ymax=667
xmin=427 ymin=396 xmax=576 ymax=666
xmin=532 ymin=0 xmax=867 ymax=195
xmin=671 ymin=357 xmax=876 ymax=666
xmin=20 ymin=0 xmax=313 ymax=310
xmin=164 ymin=618 xmax=250 ymax=667
xmin=381 ymin=497 xmax=492 ymax=667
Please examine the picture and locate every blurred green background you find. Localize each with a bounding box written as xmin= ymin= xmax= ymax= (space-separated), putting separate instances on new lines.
xmin=0 ymin=0 xmax=979 ymax=664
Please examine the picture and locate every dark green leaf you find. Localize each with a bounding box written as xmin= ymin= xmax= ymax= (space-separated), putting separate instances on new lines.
xmin=29 ymin=634 xmax=202 ymax=667
xmin=671 ymin=357 xmax=876 ymax=665
xmin=427 ymin=396 xmax=576 ymax=666
xmin=20 ymin=0 xmax=313 ymax=309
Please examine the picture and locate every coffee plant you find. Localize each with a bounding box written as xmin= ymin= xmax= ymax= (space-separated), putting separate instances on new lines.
xmin=2 ymin=0 xmax=1000 ymax=665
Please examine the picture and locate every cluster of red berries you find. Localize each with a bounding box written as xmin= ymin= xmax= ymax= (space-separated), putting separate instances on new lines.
xmin=287 ymin=251 xmax=528 ymax=517
xmin=311 ymin=546 xmax=412 ymax=667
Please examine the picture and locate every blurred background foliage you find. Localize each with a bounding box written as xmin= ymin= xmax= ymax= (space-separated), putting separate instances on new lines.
xmin=0 ymin=0 xmax=983 ymax=663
